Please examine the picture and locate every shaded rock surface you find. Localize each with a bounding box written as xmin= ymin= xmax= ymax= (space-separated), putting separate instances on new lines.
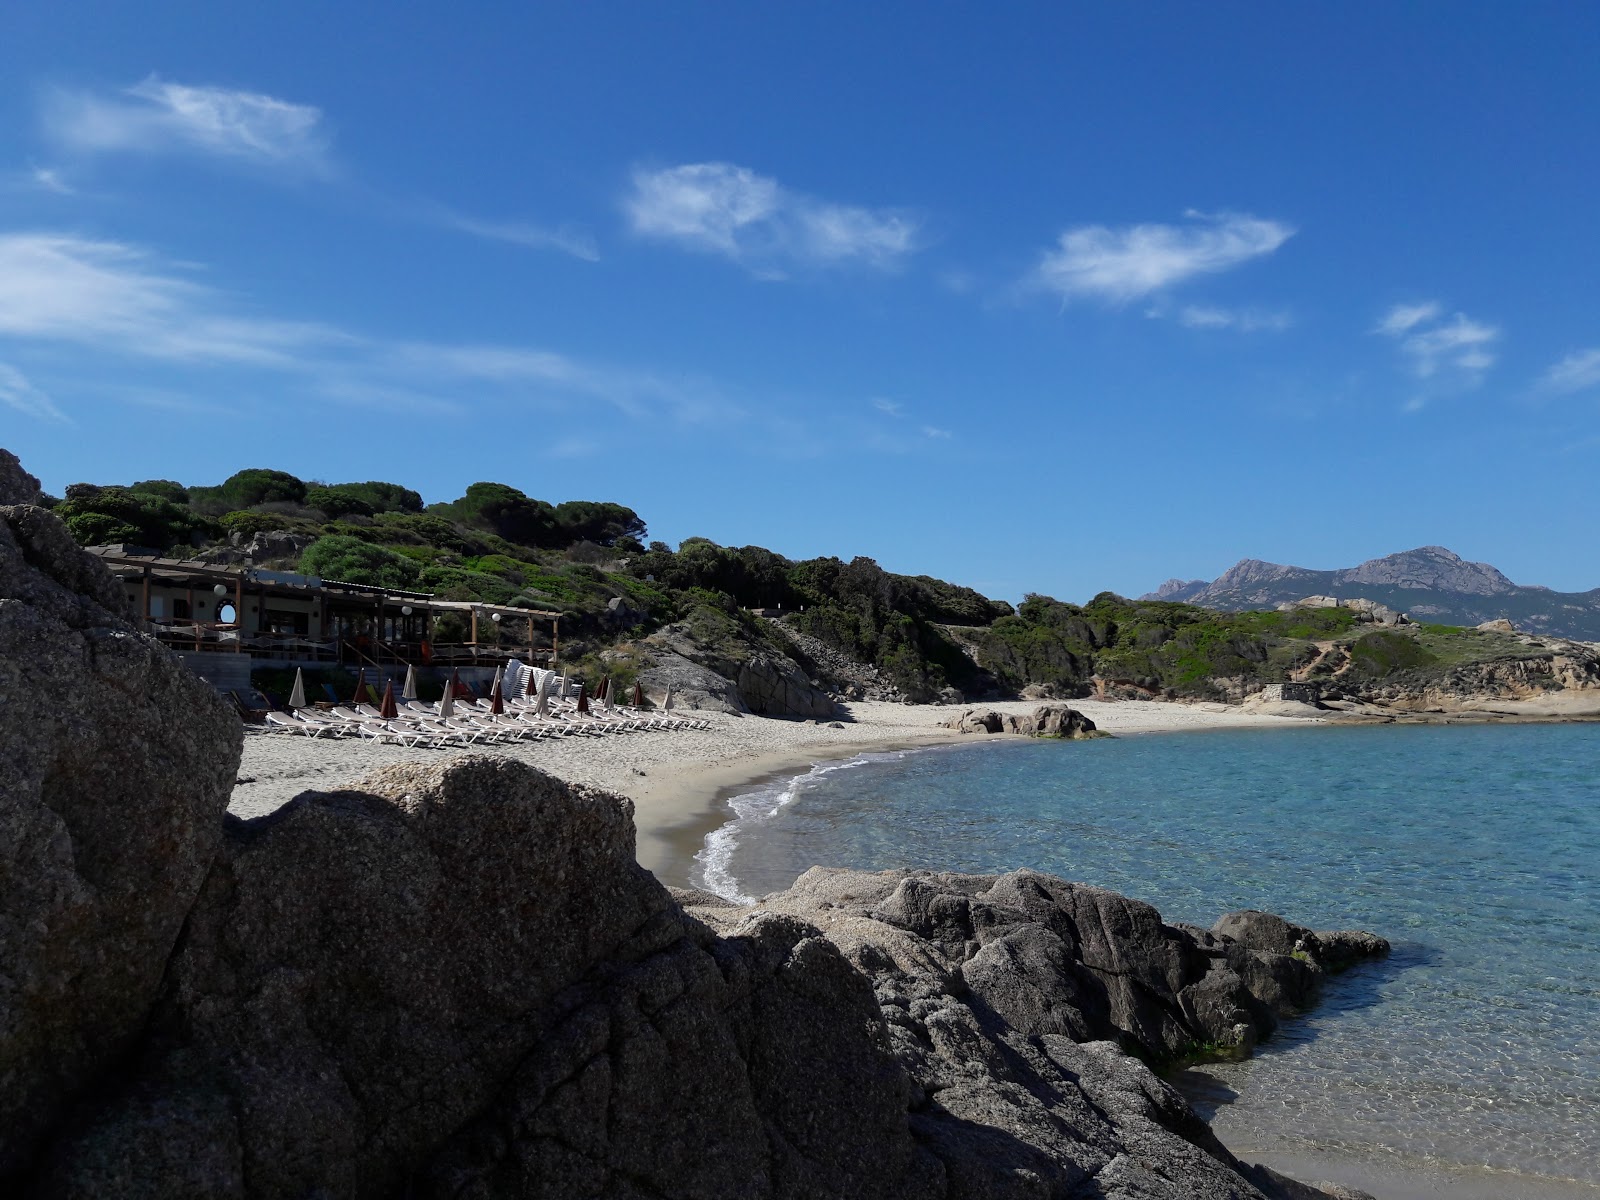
xmin=643 ymin=609 xmax=836 ymax=719
xmin=0 ymin=492 xmax=242 ymax=1175
xmin=17 ymin=753 xmax=1382 ymax=1199
xmin=196 ymin=529 xmax=317 ymax=567
xmin=945 ymin=702 xmax=1102 ymax=738
xmin=0 ymin=447 xmax=45 ymax=505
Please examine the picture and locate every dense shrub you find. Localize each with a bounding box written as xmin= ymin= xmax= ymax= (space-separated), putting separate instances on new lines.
xmin=298 ymin=535 xmax=422 ymax=591
xmin=56 ymin=484 xmax=218 ymax=551
xmin=189 ymin=468 xmax=308 ymax=515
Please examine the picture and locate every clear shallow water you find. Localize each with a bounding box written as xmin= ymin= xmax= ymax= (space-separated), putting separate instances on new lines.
xmin=691 ymin=724 xmax=1600 ymax=1188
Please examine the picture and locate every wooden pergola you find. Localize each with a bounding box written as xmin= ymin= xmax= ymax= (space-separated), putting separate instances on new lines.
xmin=89 ymin=547 xmax=562 ymax=669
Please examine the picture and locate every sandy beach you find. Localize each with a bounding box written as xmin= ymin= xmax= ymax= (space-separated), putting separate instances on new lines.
xmin=231 ymin=698 xmax=1318 ymax=886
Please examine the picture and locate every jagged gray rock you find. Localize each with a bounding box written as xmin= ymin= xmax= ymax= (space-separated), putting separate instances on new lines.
xmin=0 ymin=448 xmax=44 ymax=506
xmin=944 ymin=703 xmax=1101 ymax=739
xmin=8 ymin=750 xmax=1386 ymax=1200
xmin=0 ymin=489 xmax=242 ymax=1177
xmin=643 ymin=607 xmax=835 ymax=719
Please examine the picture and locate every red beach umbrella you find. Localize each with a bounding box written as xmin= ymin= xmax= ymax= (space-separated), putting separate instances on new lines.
xmin=490 ymin=674 xmax=504 ymax=715
xmin=576 ymin=688 xmax=590 ymax=714
xmin=632 ymin=681 xmax=644 ymax=708
xmin=449 ymin=668 xmax=464 ymax=699
xmin=597 ymin=675 xmax=610 ymax=702
xmin=379 ymin=679 xmax=398 ymax=720
xmin=351 ymin=668 xmax=367 ymax=707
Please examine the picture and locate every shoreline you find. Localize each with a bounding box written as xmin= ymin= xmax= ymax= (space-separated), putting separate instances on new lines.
xmin=226 ymin=700 xmax=1600 ymax=1199
xmin=230 ymin=697 xmax=1324 ymax=889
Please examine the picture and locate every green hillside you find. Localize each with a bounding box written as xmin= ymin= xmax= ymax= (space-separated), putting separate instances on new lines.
xmin=52 ymin=466 xmax=1565 ymax=704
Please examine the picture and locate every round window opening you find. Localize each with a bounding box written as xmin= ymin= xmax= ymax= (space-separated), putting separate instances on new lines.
xmin=217 ymin=603 xmax=238 ymax=624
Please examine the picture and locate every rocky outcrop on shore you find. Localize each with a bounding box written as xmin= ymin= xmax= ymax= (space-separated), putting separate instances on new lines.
xmin=641 ymin=606 xmax=837 ymax=719
xmin=1 ymin=462 xmax=1384 ymax=1199
xmin=945 ymin=702 xmax=1103 ymax=738
xmin=9 ymin=749 xmax=1384 ymax=1199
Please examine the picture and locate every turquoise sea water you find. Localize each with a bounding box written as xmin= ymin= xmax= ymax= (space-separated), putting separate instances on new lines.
xmin=692 ymin=724 xmax=1600 ymax=1189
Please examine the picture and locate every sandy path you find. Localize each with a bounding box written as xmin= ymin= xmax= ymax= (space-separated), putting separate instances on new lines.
xmin=231 ymin=699 xmax=1319 ymax=883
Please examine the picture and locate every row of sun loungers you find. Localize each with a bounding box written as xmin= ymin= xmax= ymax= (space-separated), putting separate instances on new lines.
xmin=262 ymin=695 xmax=711 ymax=747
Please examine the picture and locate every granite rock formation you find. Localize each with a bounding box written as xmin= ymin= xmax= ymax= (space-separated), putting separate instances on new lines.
xmin=643 ymin=608 xmax=836 ymax=719
xmin=945 ymin=703 xmax=1101 ymax=738
xmin=0 ymin=481 xmax=242 ymax=1175
xmin=16 ymin=752 xmax=1384 ymax=1199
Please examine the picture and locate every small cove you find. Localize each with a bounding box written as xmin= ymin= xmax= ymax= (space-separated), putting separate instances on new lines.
xmin=691 ymin=722 xmax=1600 ymax=1190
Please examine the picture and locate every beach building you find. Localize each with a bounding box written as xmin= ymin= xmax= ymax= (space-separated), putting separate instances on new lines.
xmin=90 ymin=545 xmax=561 ymax=691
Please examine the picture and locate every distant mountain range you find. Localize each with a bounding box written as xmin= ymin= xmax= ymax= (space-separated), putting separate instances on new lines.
xmin=1143 ymin=546 xmax=1600 ymax=641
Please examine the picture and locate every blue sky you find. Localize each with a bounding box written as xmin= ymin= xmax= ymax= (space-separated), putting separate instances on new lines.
xmin=3 ymin=3 xmax=1599 ymax=600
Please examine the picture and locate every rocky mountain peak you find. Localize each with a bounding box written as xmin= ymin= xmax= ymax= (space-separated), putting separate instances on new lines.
xmin=1339 ymin=546 xmax=1515 ymax=596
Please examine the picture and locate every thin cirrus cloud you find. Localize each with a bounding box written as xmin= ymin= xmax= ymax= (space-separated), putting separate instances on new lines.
xmin=42 ymin=76 xmax=330 ymax=170
xmin=1541 ymin=348 xmax=1600 ymax=394
xmin=1031 ymin=210 xmax=1294 ymax=305
xmin=0 ymin=229 xmax=733 ymax=426
xmin=435 ymin=210 xmax=600 ymax=263
xmin=1177 ymin=305 xmax=1293 ymax=333
xmin=1375 ymin=302 xmax=1499 ymax=382
xmin=0 ymin=361 xmax=67 ymax=422
xmin=624 ymin=162 xmax=919 ymax=276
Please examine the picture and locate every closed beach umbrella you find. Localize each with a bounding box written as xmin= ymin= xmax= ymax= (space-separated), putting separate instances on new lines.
xmin=490 ymin=673 xmax=504 ymax=715
xmin=379 ymin=679 xmax=398 ymax=720
xmin=535 ymin=670 xmax=552 ymax=717
xmin=604 ymin=682 xmax=616 ymax=713
xmin=663 ymin=684 xmax=674 ymax=711
xmin=597 ymin=675 xmax=610 ymax=703
xmin=288 ymin=668 xmax=307 ymax=710
xmin=351 ymin=668 xmax=367 ymax=707
xmin=402 ymin=663 xmax=418 ymax=701
xmin=632 ymin=681 xmax=644 ymax=708
xmin=449 ymin=668 xmax=464 ymax=699
xmin=490 ymin=664 xmax=504 ymax=699
xmin=576 ymin=687 xmax=589 ymax=714
xmin=560 ymin=674 xmax=572 ymax=699
xmin=438 ymin=682 xmax=455 ymax=719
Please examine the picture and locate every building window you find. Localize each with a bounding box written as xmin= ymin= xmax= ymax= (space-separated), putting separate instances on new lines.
xmin=217 ymin=603 xmax=238 ymax=624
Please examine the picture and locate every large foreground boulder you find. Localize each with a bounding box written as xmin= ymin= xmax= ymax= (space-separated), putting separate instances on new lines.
xmin=0 ymin=482 xmax=242 ymax=1175
xmin=22 ymin=755 xmax=1383 ymax=1200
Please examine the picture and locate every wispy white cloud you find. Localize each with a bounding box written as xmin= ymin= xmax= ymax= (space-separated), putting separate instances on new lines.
xmin=43 ymin=76 xmax=329 ymax=170
xmin=547 ymin=437 xmax=601 ymax=459
xmin=1541 ymin=348 xmax=1600 ymax=394
xmin=30 ymin=165 xmax=74 ymax=194
xmin=0 ymin=232 xmax=345 ymax=364
xmin=1375 ymin=302 xmax=1498 ymax=382
xmin=1031 ymin=210 xmax=1294 ymax=304
xmin=624 ymin=161 xmax=918 ymax=275
xmin=1177 ymin=304 xmax=1293 ymax=333
xmin=0 ymin=361 xmax=68 ymax=422
xmin=866 ymin=393 xmax=954 ymax=445
xmin=0 ymin=229 xmax=743 ymax=428
xmin=1375 ymin=301 xmax=1441 ymax=337
xmin=440 ymin=211 xmax=599 ymax=262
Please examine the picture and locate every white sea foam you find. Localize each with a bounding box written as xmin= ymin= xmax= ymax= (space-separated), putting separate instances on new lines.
xmin=694 ymin=750 xmax=913 ymax=902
